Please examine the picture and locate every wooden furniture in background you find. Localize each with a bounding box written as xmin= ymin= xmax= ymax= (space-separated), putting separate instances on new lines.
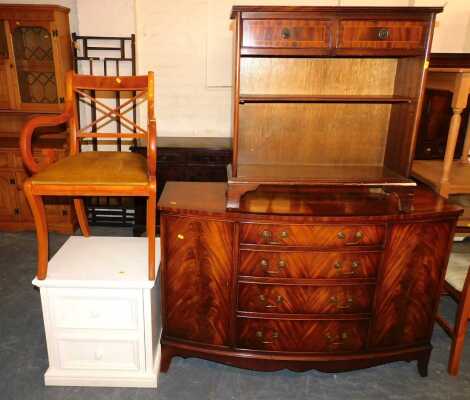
xmin=34 ymin=236 xmax=162 ymax=387
xmin=0 ymin=4 xmax=72 ymax=112
xmin=414 ymin=54 xmax=470 ymax=160
xmin=436 ymin=254 xmax=470 ymax=376
xmin=0 ymin=113 xmax=75 ymax=233
xmin=158 ymin=182 xmax=461 ymax=375
xmin=20 ymin=72 xmax=157 ymax=281
xmin=0 ymin=4 xmax=76 ymax=233
xmin=72 ymin=33 xmax=139 ymax=227
xmin=226 ymin=6 xmax=442 ymax=210
xmin=412 ymin=67 xmax=470 ymax=198
xmin=132 ymin=137 xmax=231 ymax=236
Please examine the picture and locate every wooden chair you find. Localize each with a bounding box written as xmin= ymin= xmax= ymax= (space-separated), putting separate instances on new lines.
xmin=20 ymin=71 xmax=157 ymax=280
xmin=436 ymin=254 xmax=470 ymax=375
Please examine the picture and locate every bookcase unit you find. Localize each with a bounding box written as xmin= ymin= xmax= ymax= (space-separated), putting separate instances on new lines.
xmin=227 ymin=6 xmax=443 ymax=210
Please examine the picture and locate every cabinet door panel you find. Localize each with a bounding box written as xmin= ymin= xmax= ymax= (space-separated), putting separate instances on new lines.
xmin=369 ymin=221 xmax=453 ymax=348
xmin=0 ymin=171 xmax=17 ymax=220
xmin=9 ymin=20 xmax=59 ymax=111
xmin=162 ymin=215 xmax=233 ymax=346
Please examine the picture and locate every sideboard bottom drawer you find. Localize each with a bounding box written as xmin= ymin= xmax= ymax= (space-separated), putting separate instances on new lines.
xmin=236 ymin=318 xmax=368 ymax=353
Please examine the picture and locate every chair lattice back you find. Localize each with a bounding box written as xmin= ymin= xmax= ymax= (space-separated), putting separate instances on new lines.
xmin=66 ymin=72 xmax=155 ymax=155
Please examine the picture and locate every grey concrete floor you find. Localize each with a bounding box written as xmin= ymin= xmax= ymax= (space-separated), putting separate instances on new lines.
xmin=1 ymin=227 xmax=470 ymax=400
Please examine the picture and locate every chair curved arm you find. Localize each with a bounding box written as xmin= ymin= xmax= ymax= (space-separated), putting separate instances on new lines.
xmin=147 ymin=118 xmax=157 ymax=178
xmin=20 ymin=109 xmax=73 ymax=174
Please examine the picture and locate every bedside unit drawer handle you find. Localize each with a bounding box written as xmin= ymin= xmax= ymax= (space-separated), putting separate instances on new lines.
xmin=377 ymin=28 xmax=391 ymax=40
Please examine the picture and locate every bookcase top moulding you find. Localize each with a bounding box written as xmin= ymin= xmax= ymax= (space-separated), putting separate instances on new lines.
xmin=226 ymin=5 xmax=444 ymax=211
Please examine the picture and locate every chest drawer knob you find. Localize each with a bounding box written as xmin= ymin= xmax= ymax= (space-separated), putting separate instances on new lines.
xmin=260 ymin=230 xmax=272 ymax=240
xmin=337 ymin=231 xmax=346 ymax=240
xmin=279 ymin=230 xmax=289 ymax=239
xmin=260 ymin=258 xmax=269 ymax=269
xmin=281 ymin=27 xmax=291 ymax=39
xmin=278 ymin=259 xmax=287 ymax=269
xmin=377 ymin=28 xmax=390 ymax=40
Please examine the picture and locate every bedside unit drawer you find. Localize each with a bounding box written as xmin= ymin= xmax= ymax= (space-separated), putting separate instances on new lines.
xmin=242 ymin=19 xmax=331 ymax=49
xmin=237 ymin=318 xmax=368 ymax=353
xmin=338 ymin=20 xmax=426 ymax=50
xmin=50 ymin=289 xmax=140 ymax=331
xmin=57 ymin=337 xmax=140 ymax=371
xmin=238 ymin=283 xmax=374 ymax=314
xmin=239 ymin=250 xmax=381 ymax=279
xmin=240 ymin=223 xmax=385 ymax=248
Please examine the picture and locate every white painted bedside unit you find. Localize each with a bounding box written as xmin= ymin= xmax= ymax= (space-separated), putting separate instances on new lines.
xmin=33 ymin=236 xmax=161 ymax=388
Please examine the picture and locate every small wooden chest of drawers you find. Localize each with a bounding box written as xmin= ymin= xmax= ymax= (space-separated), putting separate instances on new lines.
xmin=158 ymin=182 xmax=461 ymax=375
xmin=34 ymin=237 xmax=161 ymax=388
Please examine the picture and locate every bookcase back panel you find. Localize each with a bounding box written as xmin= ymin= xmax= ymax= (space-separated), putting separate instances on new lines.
xmin=238 ymin=103 xmax=391 ymax=166
xmin=240 ymin=58 xmax=398 ymax=96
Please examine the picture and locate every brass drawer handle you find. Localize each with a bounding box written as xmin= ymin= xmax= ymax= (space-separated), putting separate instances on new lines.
xmin=281 ymin=27 xmax=291 ymax=39
xmin=334 ymin=261 xmax=360 ymax=276
xmin=256 ymin=330 xmax=279 ymax=344
xmin=377 ymin=28 xmax=391 ymax=40
xmin=325 ymin=331 xmax=349 ymax=346
xmin=259 ymin=294 xmax=284 ymax=308
xmin=260 ymin=230 xmax=282 ymax=245
xmin=279 ymin=231 xmax=288 ymax=239
xmin=329 ymin=296 xmax=354 ymax=309
xmin=260 ymin=259 xmax=287 ymax=275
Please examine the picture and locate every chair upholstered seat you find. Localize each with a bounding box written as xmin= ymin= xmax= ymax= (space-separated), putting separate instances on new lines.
xmin=446 ymin=253 xmax=470 ymax=293
xmin=31 ymin=152 xmax=149 ymax=186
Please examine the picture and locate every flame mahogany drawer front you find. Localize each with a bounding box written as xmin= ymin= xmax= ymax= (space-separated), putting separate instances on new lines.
xmin=338 ymin=20 xmax=427 ymax=50
xmin=242 ymin=19 xmax=331 ymax=49
xmin=236 ymin=318 xmax=368 ymax=353
xmin=240 ymin=223 xmax=385 ymax=248
xmin=239 ymin=250 xmax=381 ymax=279
xmin=238 ymin=283 xmax=375 ymax=314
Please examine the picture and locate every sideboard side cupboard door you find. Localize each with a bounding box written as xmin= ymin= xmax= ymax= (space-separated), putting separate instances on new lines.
xmin=158 ymin=182 xmax=461 ymax=375
xmin=226 ymin=6 xmax=443 ymax=211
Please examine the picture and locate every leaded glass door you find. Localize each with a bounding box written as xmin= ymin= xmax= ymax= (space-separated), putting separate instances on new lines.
xmin=9 ymin=20 xmax=60 ymax=111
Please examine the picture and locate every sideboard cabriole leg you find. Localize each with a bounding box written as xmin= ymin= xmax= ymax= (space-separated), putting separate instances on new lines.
xmin=417 ymin=349 xmax=431 ymax=377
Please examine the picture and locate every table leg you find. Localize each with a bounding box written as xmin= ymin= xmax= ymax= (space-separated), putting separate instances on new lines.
xmin=440 ymin=107 xmax=464 ymax=196
xmin=460 ymin=113 xmax=470 ymax=163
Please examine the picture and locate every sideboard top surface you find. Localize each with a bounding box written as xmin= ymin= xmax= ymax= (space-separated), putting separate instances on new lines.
xmin=158 ymin=182 xmax=462 ymax=222
xmin=231 ymin=5 xmax=444 ymax=18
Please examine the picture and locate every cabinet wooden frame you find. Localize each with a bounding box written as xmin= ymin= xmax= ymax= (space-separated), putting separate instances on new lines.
xmin=227 ymin=6 xmax=443 ymax=210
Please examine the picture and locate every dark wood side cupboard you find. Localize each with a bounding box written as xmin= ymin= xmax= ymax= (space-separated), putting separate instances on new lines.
xmin=158 ymin=182 xmax=461 ymax=374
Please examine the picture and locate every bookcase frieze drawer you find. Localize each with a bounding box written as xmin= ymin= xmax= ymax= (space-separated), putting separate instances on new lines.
xmin=338 ymin=20 xmax=427 ymax=50
xmin=242 ymin=19 xmax=331 ymax=49
xmin=238 ymin=283 xmax=374 ymax=314
xmin=239 ymin=250 xmax=381 ymax=279
xmin=240 ymin=223 xmax=386 ymax=248
xmin=236 ymin=317 xmax=368 ymax=353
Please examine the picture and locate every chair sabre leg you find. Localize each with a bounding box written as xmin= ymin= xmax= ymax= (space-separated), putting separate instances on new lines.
xmin=147 ymin=193 xmax=156 ymax=281
xmin=24 ymin=181 xmax=48 ymax=280
xmin=73 ymin=198 xmax=91 ymax=237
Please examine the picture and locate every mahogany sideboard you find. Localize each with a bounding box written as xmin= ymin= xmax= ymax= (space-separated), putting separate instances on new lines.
xmin=132 ymin=137 xmax=231 ymax=235
xmin=158 ymin=182 xmax=461 ymax=375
